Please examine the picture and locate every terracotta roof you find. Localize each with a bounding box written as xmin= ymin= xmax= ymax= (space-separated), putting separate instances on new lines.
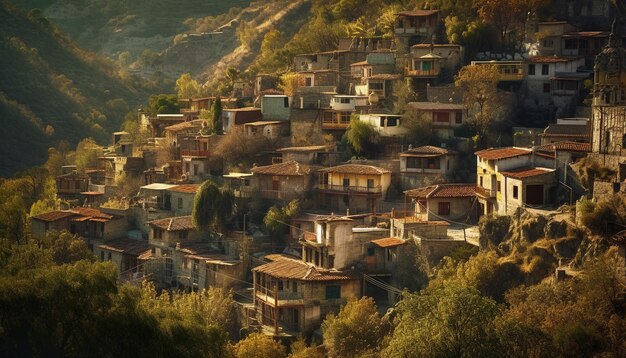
xmin=499 ymin=167 xmax=554 ymax=179
xmin=169 ymin=184 xmax=200 ymax=194
xmin=149 ymin=216 xmax=195 ymax=231
xmin=562 ymin=31 xmax=608 ymax=38
xmin=368 ymin=74 xmax=403 ymax=80
xmin=251 ymin=161 xmax=311 ymax=176
xmin=536 ymin=141 xmax=591 ymax=153
xmin=277 ymin=145 xmax=333 ymax=153
xmin=411 ymin=43 xmax=460 ymax=48
xmin=177 ymin=243 xmax=236 ymax=262
xmin=98 ymin=238 xmax=150 ymax=256
xmin=244 ymin=121 xmax=284 ymax=126
xmin=319 ymin=164 xmax=391 ymax=175
xmin=164 ymin=120 xmax=203 ymax=132
xmin=400 ymin=145 xmax=456 ymax=157
xmin=405 ymin=183 xmax=477 ymax=199
xmin=396 ymin=10 xmax=440 ymax=17
xmin=475 ymin=147 xmax=531 ymax=160
xmin=527 ymin=56 xmax=578 ymax=63
xmin=253 ymin=255 xmax=360 ymax=281
xmin=371 ymin=237 xmax=406 ymax=248
xmin=69 ymin=207 xmax=115 ymax=219
xmin=407 ymin=102 xmax=464 ymax=111
xmin=32 ymin=210 xmax=77 ymax=222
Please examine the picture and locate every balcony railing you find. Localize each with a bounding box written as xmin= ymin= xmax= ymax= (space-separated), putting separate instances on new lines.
xmin=322 ymin=119 xmax=350 ymax=129
xmin=317 ymin=183 xmax=382 ymax=193
xmin=476 ymin=187 xmax=497 ymax=198
xmin=255 ymin=285 xmax=304 ymax=305
xmin=181 ymin=149 xmax=210 ymax=157
xmin=405 ymin=68 xmax=440 ymax=77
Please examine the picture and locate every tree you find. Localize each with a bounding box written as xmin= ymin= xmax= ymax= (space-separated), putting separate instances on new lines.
xmin=211 ymin=97 xmax=223 ymax=135
xmin=345 ymin=115 xmax=378 ymax=157
xmin=391 ymin=239 xmax=429 ymax=291
xmin=192 ymin=180 xmax=234 ymax=233
xmin=289 ymin=336 xmax=324 ymax=358
xmin=38 ymin=230 xmax=95 ymax=264
xmin=403 ymin=111 xmax=435 ymax=147
xmin=322 ymin=297 xmax=387 ymax=358
xmin=176 ymin=73 xmax=203 ymax=99
xmin=278 ymin=72 xmax=301 ymax=96
xmin=384 ymin=283 xmax=502 ymax=357
xmin=263 ymin=200 xmax=300 ymax=239
xmin=148 ymin=94 xmax=180 ymax=116
xmin=231 ymin=333 xmax=286 ymax=358
xmin=74 ymin=138 xmax=103 ymax=173
xmin=214 ymin=126 xmax=268 ymax=170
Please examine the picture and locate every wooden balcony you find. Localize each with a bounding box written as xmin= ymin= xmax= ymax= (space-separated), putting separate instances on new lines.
xmin=476 ymin=187 xmax=497 ymax=198
xmin=405 ymin=68 xmax=440 ymax=77
xmin=317 ymin=183 xmax=382 ymax=194
xmin=181 ymin=149 xmax=210 ymax=157
xmin=255 ymin=285 xmax=304 ymax=306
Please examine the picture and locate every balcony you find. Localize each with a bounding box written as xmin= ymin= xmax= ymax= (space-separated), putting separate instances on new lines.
xmin=405 ymin=68 xmax=440 ymax=77
xmin=476 ymin=187 xmax=497 ymax=198
xmin=181 ymin=149 xmax=210 ymax=157
xmin=322 ymin=118 xmax=350 ymax=130
xmin=255 ymin=285 xmax=304 ymax=306
xmin=317 ymin=183 xmax=382 ymax=194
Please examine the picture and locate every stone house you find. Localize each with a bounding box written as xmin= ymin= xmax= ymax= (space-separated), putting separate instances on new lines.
xmin=244 ymin=121 xmax=289 ymax=140
xmin=247 ymin=161 xmax=313 ymax=201
xmin=321 ymin=95 xmax=370 ymax=132
xmin=317 ymin=164 xmax=392 ymax=213
xmin=56 ymin=169 xmax=89 ymax=200
xmin=409 ymin=44 xmax=464 ymax=75
xmin=222 ymin=107 xmax=263 ymax=133
xmin=475 ymin=147 xmax=556 ymax=215
xmin=261 ymin=95 xmax=291 ymax=121
xmin=96 ymin=237 xmax=150 ymax=279
xmin=168 ymin=184 xmax=199 ymax=216
xmin=540 ymin=118 xmax=590 ymax=144
xmin=407 ymin=102 xmax=466 ymax=139
xmin=394 ymin=10 xmax=442 ymax=49
xmin=173 ymin=242 xmax=243 ymax=290
xmin=358 ymin=114 xmax=407 ymax=138
xmin=363 ymin=237 xmax=407 ymax=273
xmin=399 ymin=145 xmax=457 ymax=188
xmin=276 ymin=145 xmax=337 ymax=166
xmin=252 ymin=254 xmax=361 ymax=335
xmin=404 ymin=183 xmax=478 ymax=223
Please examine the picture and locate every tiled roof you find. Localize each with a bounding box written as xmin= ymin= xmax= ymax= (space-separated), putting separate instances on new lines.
xmin=475 ymin=147 xmax=531 ymax=160
xmin=169 ymin=184 xmax=200 ymax=194
xmin=401 ymin=145 xmax=456 ymax=156
xmin=251 ymin=161 xmax=311 ymax=176
xmin=319 ymin=164 xmax=391 ymax=175
xmin=69 ymin=207 xmax=115 ymax=220
xmin=407 ymin=102 xmax=464 ymax=111
xmin=98 ymin=238 xmax=150 ymax=256
xmin=253 ymin=255 xmax=360 ymax=281
xmin=371 ymin=237 xmax=406 ymax=248
xmin=411 ymin=43 xmax=460 ymax=48
xmin=244 ymin=121 xmax=283 ymax=126
xmin=562 ymin=31 xmax=608 ymax=38
xmin=277 ymin=145 xmax=333 ymax=153
xmin=405 ymin=183 xmax=477 ymax=199
xmin=536 ymin=141 xmax=591 ymax=153
xmin=499 ymin=167 xmax=554 ymax=179
xmin=177 ymin=243 xmax=236 ymax=262
xmin=396 ymin=10 xmax=440 ymax=17
xmin=164 ymin=120 xmax=203 ymax=132
xmin=32 ymin=210 xmax=77 ymax=222
xmin=149 ymin=216 xmax=195 ymax=231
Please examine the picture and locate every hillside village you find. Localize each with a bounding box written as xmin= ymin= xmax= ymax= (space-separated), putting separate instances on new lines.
xmin=25 ymin=0 xmax=626 ymax=345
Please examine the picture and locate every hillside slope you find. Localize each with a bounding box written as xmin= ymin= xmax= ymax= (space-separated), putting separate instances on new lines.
xmin=0 ymin=1 xmax=150 ymax=176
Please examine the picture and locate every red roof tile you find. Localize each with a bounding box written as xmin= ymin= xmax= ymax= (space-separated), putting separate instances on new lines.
xmin=475 ymin=147 xmax=531 ymax=160
xmin=253 ymin=255 xmax=361 ymax=281
xmin=401 ymin=145 xmax=457 ymax=157
xmin=499 ymin=167 xmax=554 ymax=179
xmin=319 ymin=164 xmax=391 ymax=175
xmin=98 ymin=238 xmax=150 ymax=256
xmin=277 ymin=145 xmax=333 ymax=153
xmin=536 ymin=141 xmax=591 ymax=153
xmin=371 ymin=237 xmax=406 ymax=248
xmin=405 ymin=183 xmax=476 ymax=198
xmin=169 ymin=184 xmax=200 ymax=194
xmin=149 ymin=216 xmax=195 ymax=231
xmin=251 ymin=161 xmax=311 ymax=176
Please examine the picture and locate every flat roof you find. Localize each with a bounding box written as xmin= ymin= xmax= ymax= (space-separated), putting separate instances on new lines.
xmin=223 ymin=172 xmax=254 ymax=178
xmin=140 ymin=183 xmax=177 ymax=191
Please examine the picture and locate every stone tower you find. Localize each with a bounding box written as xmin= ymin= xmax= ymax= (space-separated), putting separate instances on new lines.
xmin=591 ymin=20 xmax=626 ymax=162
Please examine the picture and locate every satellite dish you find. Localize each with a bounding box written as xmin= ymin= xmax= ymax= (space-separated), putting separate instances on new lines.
xmin=368 ymin=91 xmax=379 ymax=106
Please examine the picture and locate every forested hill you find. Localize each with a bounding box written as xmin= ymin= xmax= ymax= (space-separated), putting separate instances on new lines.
xmin=0 ymin=1 xmax=151 ymax=177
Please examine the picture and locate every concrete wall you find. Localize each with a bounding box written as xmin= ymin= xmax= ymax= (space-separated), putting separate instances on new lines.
xmin=261 ymin=96 xmax=292 ymax=121
xmin=170 ymin=192 xmax=195 ymax=216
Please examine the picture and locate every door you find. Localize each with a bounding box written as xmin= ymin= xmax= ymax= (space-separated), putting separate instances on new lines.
xmin=526 ymin=185 xmax=544 ymax=206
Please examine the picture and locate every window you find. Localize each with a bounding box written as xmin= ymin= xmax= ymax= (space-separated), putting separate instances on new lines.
xmin=387 ymin=117 xmax=398 ymax=127
xmin=193 ymin=164 xmax=199 ymax=175
xmin=342 ymin=178 xmax=350 ymax=187
xmin=340 ymin=97 xmax=350 ymax=104
xmin=107 ymin=252 xmax=112 ymax=261
xmin=438 ymin=202 xmax=451 ymax=215
xmin=406 ymin=157 xmax=422 ymax=169
xmin=455 ymin=111 xmax=463 ymax=124
xmin=622 ymin=134 xmax=626 ymax=149
xmin=369 ymin=82 xmax=383 ymax=90
xmin=564 ymin=39 xmax=577 ymax=50
xmin=326 ymin=285 xmax=341 ymax=299
xmin=177 ymin=197 xmax=183 ymax=209
xmin=543 ymin=39 xmax=554 ymax=47
xmin=418 ymin=200 xmax=427 ymax=212
xmin=340 ymin=112 xmax=351 ymax=124
xmin=305 ymin=77 xmax=312 ymax=86
xmin=543 ymin=83 xmax=551 ymax=93
xmin=367 ymin=247 xmax=375 ymax=256
xmin=367 ymin=179 xmax=374 ymax=188
xmin=293 ymin=281 xmax=298 ymax=292
xmin=426 ymin=158 xmax=439 ymax=169
xmin=278 ymin=281 xmax=283 ymax=291
xmin=528 ymin=64 xmax=536 ymax=75
xmin=434 ymin=112 xmax=449 ymax=123
xmin=314 ymin=251 xmax=320 ymax=266
xmin=179 ymin=231 xmax=188 ymax=240
xmin=283 ymin=97 xmax=289 ymax=107
xmin=497 ymin=180 xmax=501 ymax=192
xmin=387 ymin=248 xmax=393 ymax=262
xmin=513 ymin=185 xmax=519 ymax=199
xmin=421 ymin=61 xmax=432 ymax=71
xmin=100 ymin=251 xmax=104 ymax=261
xmin=75 ymin=181 xmax=81 ymax=189
xmin=479 ymin=176 xmax=484 ymax=187
xmin=541 ymin=64 xmax=549 ymax=75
